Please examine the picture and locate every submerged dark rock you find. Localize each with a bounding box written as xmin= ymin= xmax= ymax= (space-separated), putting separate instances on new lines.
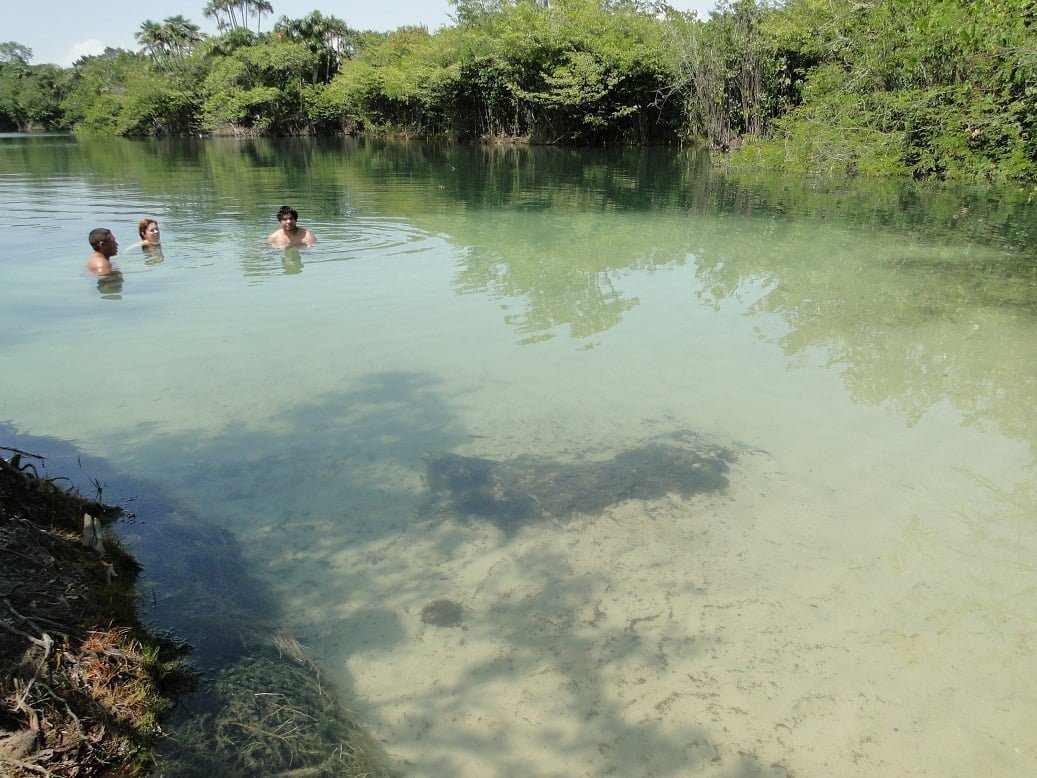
xmin=420 ymin=599 xmax=465 ymax=628
xmin=425 ymin=436 xmax=734 ymax=530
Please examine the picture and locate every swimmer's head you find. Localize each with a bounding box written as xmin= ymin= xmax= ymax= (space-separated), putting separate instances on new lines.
xmin=88 ymin=227 xmax=118 ymax=256
xmin=138 ymin=218 xmax=160 ymax=243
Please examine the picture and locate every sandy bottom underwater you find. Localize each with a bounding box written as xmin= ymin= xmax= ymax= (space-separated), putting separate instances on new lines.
xmin=256 ymin=448 xmax=1034 ymax=778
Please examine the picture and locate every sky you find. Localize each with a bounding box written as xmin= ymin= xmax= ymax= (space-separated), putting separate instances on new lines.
xmin=7 ymin=0 xmax=718 ymax=67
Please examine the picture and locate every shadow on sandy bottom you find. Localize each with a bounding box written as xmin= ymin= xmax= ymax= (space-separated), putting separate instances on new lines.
xmin=426 ymin=431 xmax=734 ymax=531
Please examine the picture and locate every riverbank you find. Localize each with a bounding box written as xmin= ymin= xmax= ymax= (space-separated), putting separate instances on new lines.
xmin=0 ymin=447 xmax=183 ymax=775
xmin=0 ymin=447 xmax=399 ymax=777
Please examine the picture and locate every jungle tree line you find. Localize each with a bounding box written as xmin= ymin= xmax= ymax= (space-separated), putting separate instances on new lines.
xmin=0 ymin=0 xmax=1034 ymax=180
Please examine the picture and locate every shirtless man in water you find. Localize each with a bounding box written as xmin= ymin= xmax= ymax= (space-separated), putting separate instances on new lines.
xmin=267 ymin=205 xmax=317 ymax=247
xmin=85 ymin=228 xmax=119 ymax=275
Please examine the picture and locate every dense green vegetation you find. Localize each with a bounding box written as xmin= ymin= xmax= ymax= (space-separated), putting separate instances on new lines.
xmin=1 ymin=0 xmax=1035 ymax=179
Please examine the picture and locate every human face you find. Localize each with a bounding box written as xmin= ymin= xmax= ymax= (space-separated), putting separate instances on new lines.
xmin=143 ymin=222 xmax=160 ymax=243
xmin=278 ymin=213 xmax=298 ymax=232
xmin=105 ymin=234 xmax=119 ymax=257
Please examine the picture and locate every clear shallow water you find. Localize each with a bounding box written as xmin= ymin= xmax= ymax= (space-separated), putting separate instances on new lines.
xmin=2 ymin=135 xmax=1037 ymax=776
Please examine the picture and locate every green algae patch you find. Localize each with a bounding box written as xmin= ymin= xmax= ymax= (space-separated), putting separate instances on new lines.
xmin=157 ymin=632 xmax=399 ymax=777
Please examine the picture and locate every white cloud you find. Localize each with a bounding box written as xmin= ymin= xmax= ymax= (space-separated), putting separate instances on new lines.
xmin=61 ymin=39 xmax=106 ymax=67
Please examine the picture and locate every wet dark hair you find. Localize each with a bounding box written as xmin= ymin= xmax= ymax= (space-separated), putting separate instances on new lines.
xmin=88 ymin=228 xmax=112 ymax=250
xmin=277 ymin=205 xmax=299 ymax=220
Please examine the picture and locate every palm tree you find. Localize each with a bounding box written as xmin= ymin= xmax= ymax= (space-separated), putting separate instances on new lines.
xmin=275 ymin=11 xmax=355 ymax=83
xmin=163 ymin=15 xmax=204 ymax=61
xmin=251 ymin=0 xmax=274 ymax=33
xmin=208 ymin=0 xmax=273 ymax=35
xmin=0 ymin=41 xmax=33 ymax=66
xmin=204 ymin=0 xmax=237 ymax=32
xmin=135 ymin=20 xmax=169 ymax=57
xmin=165 ymin=15 xmax=203 ymax=73
xmin=137 ymin=16 xmax=204 ymax=71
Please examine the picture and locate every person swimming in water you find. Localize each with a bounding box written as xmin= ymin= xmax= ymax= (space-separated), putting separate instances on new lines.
xmin=85 ymin=228 xmax=119 ymax=275
xmin=134 ymin=218 xmax=165 ymax=264
xmin=137 ymin=218 xmax=161 ymax=247
xmin=267 ymin=205 xmax=317 ymax=247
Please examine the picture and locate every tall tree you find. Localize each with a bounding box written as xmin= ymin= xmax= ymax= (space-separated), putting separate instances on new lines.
xmin=250 ymin=0 xmax=275 ymax=33
xmin=664 ymin=0 xmax=783 ymax=149
xmin=136 ymin=20 xmax=169 ymax=57
xmin=275 ymin=11 xmax=355 ymax=82
xmin=200 ymin=37 xmax=316 ymax=133
xmin=137 ymin=16 xmax=204 ymax=71
xmin=0 ymin=41 xmax=33 ymax=66
xmin=0 ymin=56 xmax=67 ymax=130
xmin=449 ymin=0 xmax=507 ymax=27
xmin=164 ymin=15 xmax=204 ymax=58
xmin=204 ymin=0 xmax=238 ymax=32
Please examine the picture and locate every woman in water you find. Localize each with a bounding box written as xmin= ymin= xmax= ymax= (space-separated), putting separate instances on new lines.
xmin=135 ymin=218 xmax=164 ymax=264
xmin=138 ymin=218 xmax=161 ymax=247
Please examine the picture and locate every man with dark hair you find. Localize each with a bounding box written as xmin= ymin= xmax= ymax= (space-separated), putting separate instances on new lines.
xmin=267 ymin=205 xmax=317 ymax=247
xmin=86 ymin=228 xmax=119 ymax=275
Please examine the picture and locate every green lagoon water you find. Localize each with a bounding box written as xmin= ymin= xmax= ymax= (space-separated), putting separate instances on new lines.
xmin=2 ymin=135 xmax=1036 ymax=776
